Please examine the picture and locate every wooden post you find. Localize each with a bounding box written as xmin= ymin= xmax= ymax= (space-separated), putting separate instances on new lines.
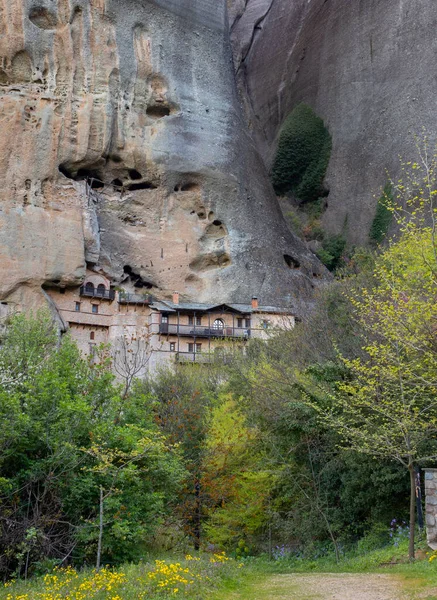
xmin=96 ymin=486 xmax=103 ymax=570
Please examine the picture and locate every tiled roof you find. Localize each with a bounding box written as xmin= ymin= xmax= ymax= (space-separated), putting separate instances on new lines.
xmin=151 ymin=300 xmax=293 ymax=315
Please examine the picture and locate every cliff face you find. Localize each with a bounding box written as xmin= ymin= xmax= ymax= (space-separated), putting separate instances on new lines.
xmin=230 ymin=0 xmax=437 ymax=245
xmin=0 ymin=0 xmax=325 ymax=318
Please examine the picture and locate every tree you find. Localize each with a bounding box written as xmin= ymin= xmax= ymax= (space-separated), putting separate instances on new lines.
xmin=311 ymin=223 xmax=437 ymax=561
xmin=0 ymin=313 xmax=185 ymax=578
xmin=112 ymin=327 xmax=154 ymax=399
xmin=201 ymin=396 xmax=273 ymax=549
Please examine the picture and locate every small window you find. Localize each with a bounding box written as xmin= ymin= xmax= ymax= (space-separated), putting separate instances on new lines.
xmin=188 ymin=343 xmax=194 ymax=352
xmin=237 ymin=318 xmax=243 ymax=328
xmin=90 ymin=331 xmax=95 ymax=340
xmin=196 ymin=316 xmax=202 ymax=326
xmin=60 ymin=288 xmax=66 ymax=294
xmin=188 ymin=316 xmax=194 ymax=325
xmin=75 ymin=302 xmax=81 ymax=312
xmin=162 ymin=315 xmax=168 ymax=324
xmin=245 ymin=318 xmax=251 ymax=328
xmin=196 ymin=343 xmax=202 ymax=353
xmin=92 ymin=304 xmax=98 ymax=314
xmin=170 ymin=342 xmax=176 ymax=351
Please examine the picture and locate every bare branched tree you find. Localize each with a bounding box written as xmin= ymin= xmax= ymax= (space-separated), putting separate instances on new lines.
xmin=112 ymin=326 xmax=154 ymax=398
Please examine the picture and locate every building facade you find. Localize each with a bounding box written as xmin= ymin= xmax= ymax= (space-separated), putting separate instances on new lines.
xmin=46 ymin=274 xmax=295 ymax=375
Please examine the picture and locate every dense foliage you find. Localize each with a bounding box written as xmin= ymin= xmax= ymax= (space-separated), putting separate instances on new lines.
xmin=0 ymin=316 xmax=184 ymax=579
xmin=271 ymin=103 xmax=332 ymax=202
xmin=369 ymin=182 xmax=393 ymax=244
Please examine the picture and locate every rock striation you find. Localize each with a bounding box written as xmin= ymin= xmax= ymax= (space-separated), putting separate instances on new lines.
xmin=0 ymin=0 xmax=325 ymax=319
xmin=230 ymin=0 xmax=437 ymax=245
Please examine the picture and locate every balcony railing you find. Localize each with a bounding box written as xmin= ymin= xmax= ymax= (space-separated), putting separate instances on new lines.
xmin=80 ymin=286 xmax=115 ymax=300
xmin=159 ymin=324 xmax=250 ymax=339
xmin=118 ymin=292 xmax=154 ymax=305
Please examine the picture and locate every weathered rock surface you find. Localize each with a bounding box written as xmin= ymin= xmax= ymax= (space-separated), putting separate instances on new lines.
xmin=230 ymin=0 xmax=437 ymax=245
xmin=0 ymin=0 xmax=325 ymax=317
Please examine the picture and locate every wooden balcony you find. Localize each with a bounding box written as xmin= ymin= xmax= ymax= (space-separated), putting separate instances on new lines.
xmin=159 ymin=324 xmax=250 ymax=339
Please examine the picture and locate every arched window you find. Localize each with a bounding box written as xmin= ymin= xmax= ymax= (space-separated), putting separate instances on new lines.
xmin=97 ymin=284 xmax=106 ymax=296
xmin=212 ymin=318 xmax=224 ymax=330
xmin=90 ymin=331 xmax=95 ymax=340
xmin=85 ymin=281 xmax=94 ymax=294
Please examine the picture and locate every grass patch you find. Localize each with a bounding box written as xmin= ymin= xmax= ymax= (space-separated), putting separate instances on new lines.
xmin=1 ymin=552 xmax=245 ymax=600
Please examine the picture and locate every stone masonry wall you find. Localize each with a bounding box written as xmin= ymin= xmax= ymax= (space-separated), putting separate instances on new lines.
xmin=424 ymin=469 xmax=437 ymax=549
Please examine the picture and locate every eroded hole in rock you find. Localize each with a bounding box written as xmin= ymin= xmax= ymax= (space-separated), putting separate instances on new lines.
xmin=189 ymin=252 xmax=231 ymax=272
xmin=128 ymin=169 xmax=142 ymax=180
xmin=126 ymin=181 xmax=157 ymax=191
xmin=134 ymin=278 xmax=153 ymax=289
xmin=77 ymin=169 xmax=104 ymax=189
xmin=112 ymin=178 xmax=123 ymax=188
xmin=29 ymin=6 xmax=58 ymax=29
xmin=204 ymin=220 xmax=228 ymax=238
xmin=0 ymin=69 xmax=8 ymax=84
xmin=146 ymin=105 xmax=171 ymax=118
xmin=284 ymin=254 xmax=301 ymax=269
xmin=123 ymin=265 xmax=154 ymax=288
xmin=11 ymin=50 xmax=33 ymax=83
xmin=58 ymin=164 xmax=69 ymax=178
xmin=180 ymin=182 xmax=199 ymax=192
xmin=59 ymin=164 xmax=104 ymax=189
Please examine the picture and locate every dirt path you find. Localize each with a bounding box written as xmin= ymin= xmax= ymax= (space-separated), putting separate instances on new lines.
xmin=243 ymin=573 xmax=408 ymax=600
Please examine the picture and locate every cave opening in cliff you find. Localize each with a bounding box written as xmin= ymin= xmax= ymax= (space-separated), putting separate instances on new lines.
xmin=123 ymin=265 xmax=154 ymax=289
xmin=77 ymin=169 xmax=104 ymax=189
xmin=59 ymin=164 xmax=104 ymax=189
xmin=284 ymin=254 xmax=301 ymax=269
xmin=146 ymin=105 xmax=171 ymax=118
xmin=126 ymin=181 xmax=157 ymax=191
xmin=128 ymin=169 xmax=142 ymax=180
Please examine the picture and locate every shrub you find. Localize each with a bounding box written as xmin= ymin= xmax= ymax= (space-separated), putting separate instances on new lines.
xmin=271 ymin=104 xmax=332 ymax=203
xmin=369 ymin=182 xmax=393 ymax=245
xmin=316 ymin=234 xmax=346 ymax=271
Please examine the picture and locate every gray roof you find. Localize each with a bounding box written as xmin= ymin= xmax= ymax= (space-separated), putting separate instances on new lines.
xmin=151 ymin=300 xmax=293 ymax=316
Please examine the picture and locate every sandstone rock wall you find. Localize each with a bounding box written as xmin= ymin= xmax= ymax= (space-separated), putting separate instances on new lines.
xmin=0 ymin=0 xmax=325 ymax=318
xmin=230 ymin=0 xmax=437 ymax=245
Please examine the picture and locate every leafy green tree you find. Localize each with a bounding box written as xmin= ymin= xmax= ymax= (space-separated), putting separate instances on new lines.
xmin=201 ymin=396 xmax=273 ymax=549
xmin=147 ymin=367 xmax=217 ymax=549
xmin=0 ymin=313 xmax=185 ymax=578
xmin=312 ymin=224 xmax=437 ymax=561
